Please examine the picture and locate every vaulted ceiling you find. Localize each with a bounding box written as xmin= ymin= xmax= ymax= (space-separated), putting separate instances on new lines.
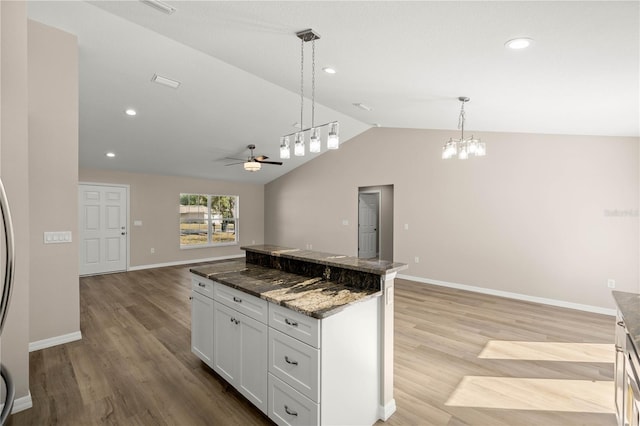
xmin=27 ymin=1 xmax=640 ymax=183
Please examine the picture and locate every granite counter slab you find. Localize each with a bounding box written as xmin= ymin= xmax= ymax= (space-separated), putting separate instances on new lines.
xmin=241 ymin=244 xmax=408 ymax=276
xmin=612 ymin=291 xmax=640 ymax=356
xmin=190 ymin=260 xmax=381 ymax=319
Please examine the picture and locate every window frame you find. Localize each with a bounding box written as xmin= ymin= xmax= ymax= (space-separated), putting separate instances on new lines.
xmin=179 ymin=193 xmax=239 ymax=249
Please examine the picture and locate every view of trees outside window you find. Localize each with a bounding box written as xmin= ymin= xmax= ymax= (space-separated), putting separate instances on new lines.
xmin=180 ymin=193 xmax=238 ymax=246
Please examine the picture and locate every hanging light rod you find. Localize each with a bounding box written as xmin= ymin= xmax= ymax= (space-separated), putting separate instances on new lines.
xmin=280 ymin=28 xmax=340 ymax=159
xmin=281 ymin=120 xmax=338 ymax=139
xmin=441 ymin=96 xmax=486 ymax=160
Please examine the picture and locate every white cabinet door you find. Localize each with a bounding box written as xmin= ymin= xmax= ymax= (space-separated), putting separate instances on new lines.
xmin=213 ymin=301 xmax=239 ymax=383
xmin=191 ymin=290 xmax=214 ymax=367
xmin=238 ymin=313 xmax=268 ymax=413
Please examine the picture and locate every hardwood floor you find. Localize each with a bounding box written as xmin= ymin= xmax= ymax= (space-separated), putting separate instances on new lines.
xmin=9 ymin=267 xmax=616 ymax=426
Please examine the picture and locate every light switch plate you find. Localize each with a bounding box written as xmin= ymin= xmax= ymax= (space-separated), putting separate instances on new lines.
xmin=44 ymin=231 xmax=72 ymax=244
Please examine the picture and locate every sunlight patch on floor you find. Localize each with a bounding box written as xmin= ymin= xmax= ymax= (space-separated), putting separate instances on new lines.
xmin=478 ymin=341 xmax=614 ymax=363
xmin=445 ymin=377 xmax=614 ymax=413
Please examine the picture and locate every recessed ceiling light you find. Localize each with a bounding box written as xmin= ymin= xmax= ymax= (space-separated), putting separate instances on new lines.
xmin=323 ymin=67 xmax=336 ymax=74
xmin=151 ymin=73 xmax=181 ymax=89
xmin=125 ymin=108 xmax=137 ymax=116
xmin=505 ymin=38 xmax=533 ymax=50
xmin=353 ymin=103 xmax=372 ymax=111
xmin=140 ymin=0 xmax=176 ymax=15
xmin=106 ymin=152 xmax=116 ymax=158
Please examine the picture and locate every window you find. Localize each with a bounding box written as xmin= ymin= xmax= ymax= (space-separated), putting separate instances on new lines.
xmin=180 ymin=194 xmax=238 ymax=247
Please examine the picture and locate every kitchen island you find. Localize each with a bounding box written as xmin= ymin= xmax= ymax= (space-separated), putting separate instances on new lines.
xmin=190 ymin=245 xmax=407 ymax=425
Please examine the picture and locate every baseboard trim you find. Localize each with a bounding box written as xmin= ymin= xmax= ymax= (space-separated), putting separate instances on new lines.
xmin=29 ymin=331 xmax=82 ymax=352
xmin=378 ymin=399 xmax=397 ymax=421
xmin=128 ymin=254 xmax=245 ymax=271
xmin=397 ymin=274 xmax=617 ymax=316
xmin=12 ymin=391 xmax=32 ymax=414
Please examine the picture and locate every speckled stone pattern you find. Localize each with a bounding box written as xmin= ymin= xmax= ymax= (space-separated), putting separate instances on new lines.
xmin=240 ymin=244 xmax=408 ymax=275
xmin=612 ymin=291 xmax=640 ymax=357
xmin=190 ymin=260 xmax=381 ymax=319
xmin=245 ymin=251 xmax=381 ymax=291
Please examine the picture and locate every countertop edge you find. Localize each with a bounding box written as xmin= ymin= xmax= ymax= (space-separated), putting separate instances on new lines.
xmin=190 ymin=264 xmax=382 ymax=319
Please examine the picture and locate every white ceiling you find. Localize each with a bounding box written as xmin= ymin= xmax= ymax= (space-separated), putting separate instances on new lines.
xmin=27 ymin=1 xmax=640 ymax=184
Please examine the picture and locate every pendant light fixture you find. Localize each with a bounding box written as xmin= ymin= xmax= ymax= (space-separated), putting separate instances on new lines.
xmin=442 ymin=97 xmax=486 ymax=160
xmin=280 ymin=29 xmax=339 ymax=159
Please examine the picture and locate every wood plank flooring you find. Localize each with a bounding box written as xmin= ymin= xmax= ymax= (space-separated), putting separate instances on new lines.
xmin=8 ymin=267 xmax=616 ymax=426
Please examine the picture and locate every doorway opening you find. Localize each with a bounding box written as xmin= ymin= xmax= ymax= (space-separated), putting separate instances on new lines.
xmin=358 ymin=185 xmax=394 ymax=261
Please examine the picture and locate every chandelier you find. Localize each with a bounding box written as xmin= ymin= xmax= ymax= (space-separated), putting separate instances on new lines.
xmin=441 ymin=97 xmax=486 ymax=160
xmin=280 ymin=29 xmax=339 ymax=159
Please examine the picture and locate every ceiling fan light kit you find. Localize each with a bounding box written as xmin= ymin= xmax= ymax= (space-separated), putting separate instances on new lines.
xmin=280 ymin=29 xmax=340 ymax=159
xmin=442 ymin=97 xmax=486 ymax=160
xmin=226 ymin=144 xmax=282 ymax=172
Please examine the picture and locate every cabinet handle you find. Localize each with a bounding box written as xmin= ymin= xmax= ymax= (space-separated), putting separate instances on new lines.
xmin=284 ymin=318 xmax=298 ymax=327
xmin=235 ymin=319 xmax=240 ymax=325
xmin=615 ymin=345 xmax=624 ymax=353
xmin=233 ymin=296 xmax=242 ymax=303
xmin=284 ymin=356 xmax=298 ymax=366
xmin=617 ymin=320 xmax=624 ymax=327
xmin=198 ymin=283 xmax=205 ymax=287
xmin=230 ymin=317 xmax=235 ymax=323
xmin=284 ymin=405 xmax=298 ymax=417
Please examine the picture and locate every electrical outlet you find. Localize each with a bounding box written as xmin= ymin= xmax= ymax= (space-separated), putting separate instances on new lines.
xmin=404 ymin=224 xmax=409 ymax=230
xmin=251 ymin=240 xmax=255 ymax=245
xmin=150 ymin=248 xmax=155 ymax=254
xmin=414 ymin=256 xmax=419 ymax=263
xmin=607 ymin=279 xmax=615 ymax=289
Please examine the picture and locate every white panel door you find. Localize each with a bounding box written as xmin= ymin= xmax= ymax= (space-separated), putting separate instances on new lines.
xmin=358 ymin=193 xmax=379 ymax=259
xmin=79 ymin=184 xmax=127 ymax=275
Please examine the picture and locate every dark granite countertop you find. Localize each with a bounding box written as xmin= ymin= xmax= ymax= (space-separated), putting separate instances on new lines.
xmin=190 ymin=260 xmax=382 ymax=319
xmin=241 ymin=244 xmax=408 ymax=275
xmin=612 ymin=291 xmax=640 ymax=356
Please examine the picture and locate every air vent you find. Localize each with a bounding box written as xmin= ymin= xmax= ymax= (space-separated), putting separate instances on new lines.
xmin=140 ymin=0 xmax=176 ymax=15
xmin=151 ymin=74 xmax=181 ymax=89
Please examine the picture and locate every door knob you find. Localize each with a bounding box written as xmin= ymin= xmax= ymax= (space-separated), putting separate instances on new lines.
xmin=121 ymin=232 xmax=126 ymax=235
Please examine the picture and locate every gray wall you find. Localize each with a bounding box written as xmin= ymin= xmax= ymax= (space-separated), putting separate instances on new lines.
xmin=28 ymin=20 xmax=80 ymax=344
xmin=1 ymin=0 xmax=30 ymax=401
xmin=265 ymin=127 xmax=640 ymax=310
xmin=79 ymin=168 xmax=265 ymax=268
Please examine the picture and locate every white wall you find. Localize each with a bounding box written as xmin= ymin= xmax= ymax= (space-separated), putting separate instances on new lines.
xmin=265 ymin=127 xmax=639 ymax=310
xmin=79 ymin=168 xmax=265 ymax=268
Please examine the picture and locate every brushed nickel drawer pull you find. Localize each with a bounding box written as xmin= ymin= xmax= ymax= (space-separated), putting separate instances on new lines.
xmin=284 ymin=318 xmax=298 ymax=327
xmin=198 ymin=283 xmax=206 ymax=287
xmin=284 ymin=405 xmax=298 ymax=416
xmin=233 ymin=296 xmax=242 ymax=303
xmin=615 ymin=345 xmax=624 ymax=353
xmin=617 ymin=320 xmax=624 ymax=327
xmin=285 ymin=356 xmax=298 ymax=366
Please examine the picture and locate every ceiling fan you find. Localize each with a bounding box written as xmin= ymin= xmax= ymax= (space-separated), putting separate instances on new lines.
xmin=225 ymin=144 xmax=283 ymax=172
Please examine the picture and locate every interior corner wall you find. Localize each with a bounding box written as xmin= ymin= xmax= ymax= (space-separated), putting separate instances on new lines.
xmin=265 ymin=127 xmax=640 ymax=310
xmin=1 ymin=0 xmax=30 ymax=401
xmin=28 ymin=20 xmax=80 ymax=343
xmin=78 ymin=168 xmax=265 ymax=268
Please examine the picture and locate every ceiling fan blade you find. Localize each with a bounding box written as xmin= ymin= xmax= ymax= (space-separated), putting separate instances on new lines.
xmin=254 ymin=155 xmax=269 ymax=161
xmin=225 ymin=161 xmax=245 ymax=166
xmin=256 ymin=160 xmax=283 ymax=165
xmin=224 ymin=156 xmax=246 ymax=162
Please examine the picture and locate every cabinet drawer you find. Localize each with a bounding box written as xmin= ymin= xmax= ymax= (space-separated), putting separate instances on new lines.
xmin=214 ymin=283 xmax=268 ymax=323
xmin=192 ymin=276 xmax=214 ymax=299
xmin=269 ymin=328 xmax=319 ymax=402
xmin=269 ymin=303 xmax=320 ymax=348
xmin=268 ymin=374 xmax=319 ymax=426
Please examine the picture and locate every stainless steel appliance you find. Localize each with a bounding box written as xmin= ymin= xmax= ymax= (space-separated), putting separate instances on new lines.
xmin=0 ymin=178 xmax=15 ymax=425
